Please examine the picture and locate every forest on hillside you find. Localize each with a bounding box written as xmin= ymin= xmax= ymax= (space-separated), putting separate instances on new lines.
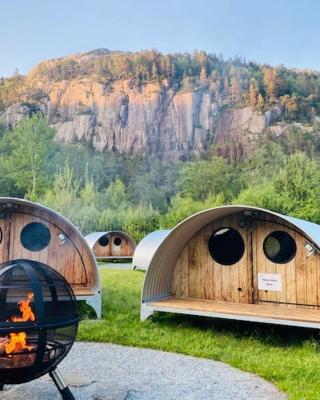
xmin=2 ymin=49 xmax=320 ymax=122
xmin=1 ymin=114 xmax=320 ymax=241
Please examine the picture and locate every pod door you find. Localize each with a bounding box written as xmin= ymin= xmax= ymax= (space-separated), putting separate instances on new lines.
xmin=112 ymin=236 xmax=122 ymax=256
xmin=252 ymin=221 xmax=319 ymax=308
xmin=172 ymin=214 xmax=253 ymax=303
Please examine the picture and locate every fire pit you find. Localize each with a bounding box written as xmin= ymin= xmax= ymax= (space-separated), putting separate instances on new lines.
xmin=0 ymin=259 xmax=80 ymax=399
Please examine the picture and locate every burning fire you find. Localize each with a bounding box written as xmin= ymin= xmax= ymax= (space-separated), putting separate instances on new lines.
xmin=11 ymin=292 xmax=35 ymax=323
xmin=0 ymin=292 xmax=35 ymax=355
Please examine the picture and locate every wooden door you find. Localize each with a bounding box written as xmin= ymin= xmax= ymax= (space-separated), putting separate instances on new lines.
xmin=252 ymin=221 xmax=318 ymax=308
xmin=112 ymin=236 xmax=122 ymax=256
xmin=172 ymin=214 xmax=253 ymax=303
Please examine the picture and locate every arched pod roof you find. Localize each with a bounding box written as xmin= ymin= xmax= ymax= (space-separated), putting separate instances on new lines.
xmin=132 ymin=230 xmax=171 ymax=271
xmin=85 ymin=231 xmax=136 ymax=250
xmin=142 ymin=205 xmax=320 ymax=302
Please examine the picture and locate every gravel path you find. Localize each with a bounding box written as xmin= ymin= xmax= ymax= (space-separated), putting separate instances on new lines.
xmin=1 ymin=342 xmax=286 ymax=400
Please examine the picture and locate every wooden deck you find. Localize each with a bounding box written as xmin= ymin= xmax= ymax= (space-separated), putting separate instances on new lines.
xmin=147 ymin=297 xmax=320 ymax=327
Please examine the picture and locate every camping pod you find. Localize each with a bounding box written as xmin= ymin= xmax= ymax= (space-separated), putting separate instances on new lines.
xmin=0 ymin=197 xmax=101 ymax=317
xmin=85 ymin=231 xmax=136 ymax=261
xmin=141 ymin=205 xmax=320 ymax=328
xmin=132 ymin=230 xmax=171 ymax=271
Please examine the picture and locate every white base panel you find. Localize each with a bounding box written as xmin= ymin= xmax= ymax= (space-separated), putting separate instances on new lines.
xmin=77 ymin=289 xmax=102 ymax=318
xmin=141 ymin=303 xmax=320 ymax=329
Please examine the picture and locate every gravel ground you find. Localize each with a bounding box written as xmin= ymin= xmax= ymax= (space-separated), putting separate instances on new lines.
xmin=1 ymin=342 xmax=287 ymax=400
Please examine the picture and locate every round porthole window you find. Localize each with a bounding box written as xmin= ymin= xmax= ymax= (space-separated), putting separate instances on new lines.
xmin=20 ymin=222 xmax=51 ymax=252
xmin=208 ymin=227 xmax=245 ymax=266
xmin=114 ymin=237 xmax=122 ymax=246
xmin=99 ymin=235 xmax=109 ymax=247
xmin=263 ymin=231 xmax=296 ymax=263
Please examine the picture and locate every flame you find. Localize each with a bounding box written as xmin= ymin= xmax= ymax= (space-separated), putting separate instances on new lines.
xmin=11 ymin=292 xmax=35 ymax=323
xmin=5 ymin=332 xmax=32 ymax=354
xmin=0 ymin=292 xmax=35 ymax=355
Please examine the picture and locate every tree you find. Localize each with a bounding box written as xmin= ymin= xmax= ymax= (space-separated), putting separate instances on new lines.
xmin=257 ymin=93 xmax=265 ymax=110
xmin=1 ymin=114 xmax=56 ymax=199
xmin=161 ymin=193 xmax=225 ymax=228
xmin=249 ymin=78 xmax=259 ymax=107
xmin=273 ymin=152 xmax=320 ymax=216
xmin=237 ymin=152 xmax=320 ymax=223
xmin=230 ymin=77 xmax=242 ymax=104
xmin=99 ymin=179 xmax=129 ymax=210
xmin=80 ymin=168 xmax=96 ymax=207
xmin=123 ymin=205 xmax=160 ymax=242
xmin=243 ymin=141 xmax=286 ymax=184
xmin=41 ymin=163 xmax=101 ymax=234
xmin=151 ymin=63 xmax=158 ymax=80
xmin=234 ymin=182 xmax=281 ymax=212
xmin=280 ymin=95 xmax=298 ymax=120
xmin=199 ymin=66 xmax=207 ymax=81
xmin=41 ymin=162 xmax=80 ymax=217
xmin=263 ymin=67 xmax=278 ymax=103
xmin=180 ymin=158 xmax=236 ymax=202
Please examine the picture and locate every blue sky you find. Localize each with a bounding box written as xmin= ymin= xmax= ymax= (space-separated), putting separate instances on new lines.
xmin=1 ymin=0 xmax=320 ymax=77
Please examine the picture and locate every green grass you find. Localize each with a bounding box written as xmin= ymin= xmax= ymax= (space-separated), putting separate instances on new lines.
xmin=78 ymin=269 xmax=320 ymax=400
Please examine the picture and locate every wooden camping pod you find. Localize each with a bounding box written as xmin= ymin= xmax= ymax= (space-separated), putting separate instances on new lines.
xmin=85 ymin=231 xmax=136 ymax=261
xmin=0 ymin=197 xmax=101 ymax=317
xmin=141 ymin=206 xmax=320 ymax=328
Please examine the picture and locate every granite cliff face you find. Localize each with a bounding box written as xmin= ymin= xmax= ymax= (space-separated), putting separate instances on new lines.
xmin=1 ymin=52 xmax=284 ymax=161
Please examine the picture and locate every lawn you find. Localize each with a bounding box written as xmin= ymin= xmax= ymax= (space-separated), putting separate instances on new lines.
xmin=78 ymin=269 xmax=320 ymax=400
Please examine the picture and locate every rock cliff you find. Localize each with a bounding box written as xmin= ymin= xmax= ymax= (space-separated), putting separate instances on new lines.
xmin=1 ymin=51 xmax=285 ymax=161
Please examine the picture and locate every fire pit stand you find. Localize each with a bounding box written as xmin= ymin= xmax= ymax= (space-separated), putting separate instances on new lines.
xmin=50 ymin=368 xmax=75 ymax=400
xmin=0 ymin=259 xmax=80 ymax=399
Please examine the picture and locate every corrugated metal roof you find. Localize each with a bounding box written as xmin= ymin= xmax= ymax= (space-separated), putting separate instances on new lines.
xmin=85 ymin=231 xmax=136 ymax=250
xmin=132 ymin=230 xmax=171 ymax=271
xmin=142 ymin=205 xmax=320 ymax=303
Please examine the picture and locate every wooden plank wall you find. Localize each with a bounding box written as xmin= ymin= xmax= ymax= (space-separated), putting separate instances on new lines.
xmin=171 ymin=212 xmax=320 ymax=310
xmin=171 ymin=214 xmax=252 ymax=304
xmin=0 ymin=206 xmax=95 ymax=289
xmin=253 ymin=221 xmax=319 ymax=309
xmin=93 ymin=234 xmax=135 ymax=257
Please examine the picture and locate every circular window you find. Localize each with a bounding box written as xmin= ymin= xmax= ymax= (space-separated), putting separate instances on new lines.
xmin=20 ymin=222 xmax=51 ymax=252
xmin=99 ymin=235 xmax=109 ymax=247
xmin=114 ymin=237 xmax=122 ymax=246
xmin=208 ymin=227 xmax=245 ymax=265
xmin=263 ymin=231 xmax=296 ymax=263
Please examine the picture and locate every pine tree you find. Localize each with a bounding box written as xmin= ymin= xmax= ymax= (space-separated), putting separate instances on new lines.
xmin=263 ymin=68 xmax=278 ymax=103
xmin=230 ymin=77 xmax=242 ymax=104
xmin=200 ymin=66 xmax=207 ymax=81
xmin=249 ymin=78 xmax=259 ymax=107
xmin=258 ymin=93 xmax=265 ymax=110
xmin=151 ymin=63 xmax=158 ymax=80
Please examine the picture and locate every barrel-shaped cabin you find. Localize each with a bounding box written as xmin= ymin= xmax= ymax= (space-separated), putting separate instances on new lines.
xmin=0 ymin=197 xmax=101 ymax=317
xmin=132 ymin=230 xmax=171 ymax=270
xmin=141 ymin=206 xmax=320 ymax=328
xmin=85 ymin=231 xmax=136 ymax=261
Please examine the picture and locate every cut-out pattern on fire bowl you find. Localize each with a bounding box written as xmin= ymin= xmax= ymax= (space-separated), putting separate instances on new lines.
xmin=0 ymin=260 xmax=79 ymax=385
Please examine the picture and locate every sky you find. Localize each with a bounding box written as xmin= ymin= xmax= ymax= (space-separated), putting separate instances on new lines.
xmin=1 ymin=0 xmax=320 ymax=77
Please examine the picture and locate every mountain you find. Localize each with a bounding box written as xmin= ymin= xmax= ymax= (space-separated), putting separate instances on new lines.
xmin=1 ymin=49 xmax=320 ymax=161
